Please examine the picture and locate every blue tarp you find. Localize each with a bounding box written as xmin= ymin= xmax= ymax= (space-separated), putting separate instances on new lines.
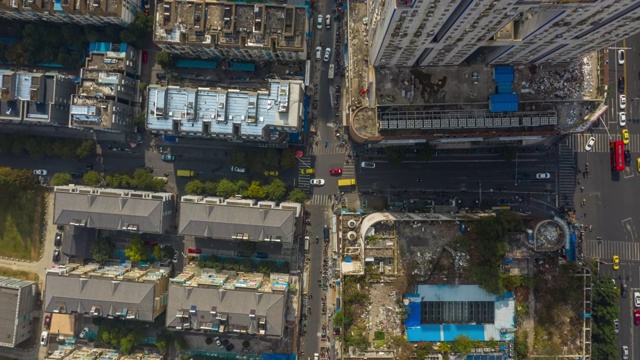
xmin=467 ymin=355 xmax=504 ymax=360
xmin=489 ymin=94 xmax=519 ymax=112
xmin=494 ymin=65 xmax=514 ymax=83
xmin=230 ymin=62 xmax=256 ymax=71
xmin=405 ymin=300 xmax=421 ymax=327
xmin=175 ymin=59 xmax=218 ymax=69
xmin=568 ymin=233 xmax=577 ymax=261
xmin=497 ymin=83 xmax=513 ymax=94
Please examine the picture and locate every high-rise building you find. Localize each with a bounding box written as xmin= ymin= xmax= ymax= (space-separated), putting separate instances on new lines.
xmin=368 ymin=0 xmax=640 ymax=67
xmin=0 ymin=0 xmax=139 ymax=26
xmin=0 ymin=277 xmax=38 ymax=348
xmin=153 ymin=1 xmax=307 ymax=61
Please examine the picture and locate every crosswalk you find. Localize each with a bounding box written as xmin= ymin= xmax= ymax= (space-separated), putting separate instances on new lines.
xmin=584 ymin=239 xmax=640 ymax=261
xmin=557 ymin=143 xmax=576 ymax=208
xmin=297 ymin=156 xmax=313 ymax=191
xmin=309 ymin=194 xmax=334 ymax=206
xmin=567 ymin=133 xmax=640 ymax=152
xmin=311 ymin=142 xmax=347 ymax=155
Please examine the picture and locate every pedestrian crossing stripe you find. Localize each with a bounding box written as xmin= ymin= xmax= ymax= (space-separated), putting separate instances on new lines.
xmin=309 ymin=194 xmax=333 ymax=206
xmin=567 ymin=133 xmax=640 ymax=153
xmin=311 ymin=143 xmax=346 ymax=155
xmin=583 ymin=239 xmax=640 ymax=261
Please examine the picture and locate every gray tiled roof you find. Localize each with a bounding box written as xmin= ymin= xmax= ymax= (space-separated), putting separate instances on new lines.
xmin=178 ymin=203 xmax=295 ymax=243
xmin=53 ymin=190 xmax=172 ymax=234
xmin=44 ymin=274 xmax=157 ymax=321
xmin=166 ymin=284 xmax=286 ymax=337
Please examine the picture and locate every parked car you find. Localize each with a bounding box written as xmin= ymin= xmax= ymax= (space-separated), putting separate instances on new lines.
xmin=329 ymin=168 xmax=342 ymax=175
xmin=161 ymin=154 xmax=176 ymax=161
xmin=310 ymin=179 xmax=325 ymax=186
xmin=215 ymin=336 xmax=223 ymax=349
xmin=585 ymin=137 xmax=596 ymax=152
xmin=315 ymin=46 xmax=322 ymax=60
xmin=52 ymin=249 xmax=60 ymax=263
xmin=634 ymin=291 xmax=640 ymax=308
xmin=324 ymin=48 xmax=331 ymax=62
xmin=635 ymin=310 xmax=640 ymax=325
xmin=622 ymin=345 xmax=629 ymax=359
xmin=361 ymin=161 xmax=376 ymax=168
xmin=33 ymin=169 xmax=47 ymax=176
xmin=535 ymin=173 xmax=550 ymax=179
xmin=44 ymin=314 xmax=51 ymax=329
xmin=231 ymin=166 xmax=246 ymax=173
xmin=618 ymin=49 xmax=625 ymax=65
xmin=614 ymin=319 xmax=619 ymax=333
xmin=142 ymin=51 xmax=148 ymax=63
xmin=316 ymin=15 xmax=323 ymax=29
xmin=54 ymin=233 xmax=62 ymax=247
xmin=264 ymin=170 xmax=279 ymax=177
xmin=188 ymin=248 xmax=202 ymax=254
xmin=618 ymin=77 xmax=625 ymax=93
xmin=325 ymin=14 xmax=331 ymax=29
xmin=40 ymin=331 xmax=49 ymax=346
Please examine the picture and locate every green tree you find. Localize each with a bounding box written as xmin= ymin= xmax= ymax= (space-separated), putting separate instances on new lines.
xmin=125 ymin=236 xmax=149 ymax=263
xmin=105 ymin=173 xmax=132 ymax=188
xmin=265 ymin=178 xmax=287 ymax=201
xmin=156 ymin=51 xmax=174 ymax=69
xmin=185 ymin=179 xmax=205 ymax=195
xmin=203 ymin=181 xmax=217 ymax=195
xmin=91 ymin=237 xmax=113 ymax=264
xmin=451 ymin=335 xmax=474 ymax=355
xmin=280 ymin=148 xmax=297 ymax=169
xmin=83 ymin=170 xmax=102 ymax=187
xmin=288 ymin=188 xmax=308 ymax=203
xmin=76 ymin=140 xmax=95 ymax=159
xmin=5 ymin=43 xmax=29 ymax=66
xmin=132 ymin=112 xmax=146 ymax=127
xmin=246 ymin=181 xmax=266 ymax=199
xmin=155 ymin=330 xmax=172 ymax=352
xmin=173 ymin=332 xmax=188 ymax=352
xmin=216 ymin=179 xmax=239 ymax=198
xmin=235 ymin=179 xmax=249 ymax=195
xmin=120 ymin=333 xmax=139 ymax=354
xmin=51 ymin=172 xmax=73 ymax=186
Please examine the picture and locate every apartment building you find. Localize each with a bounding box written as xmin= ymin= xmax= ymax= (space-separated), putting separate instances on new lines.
xmin=70 ymin=43 xmax=139 ymax=132
xmin=153 ymin=1 xmax=307 ymax=61
xmin=166 ymin=268 xmax=289 ymax=338
xmin=146 ymin=80 xmax=303 ymax=144
xmin=0 ymin=70 xmax=76 ymax=125
xmin=0 ymin=0 xmax=138 ymax=26
xmin=0 ymin=277 xmax=38 ymax=348
xmin=368 ymin=0 xmax=640 ymax=67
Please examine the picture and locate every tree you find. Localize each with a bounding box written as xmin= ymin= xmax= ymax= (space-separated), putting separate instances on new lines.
xmin=246 ymin=181 xmax=266 ymax=199
xmin=155 ymin=330 xmax=172 ymax=352
xmin=119 ymin=333 xmax=138 ymax=354
xmin=185 ymin=179 xmax=205 ymax=195
xmin=125 ymin=236 xmax=149 ymax=263
xmin=265 ymin=178 xmax=287 ymax=201
xmin=451 ymin=335 xmax=473 ymax=355
xmin=5 ymin=43 xmax=29 ymax=66
xmin=173 ymin=332 xmax=188 ymax=352
xmin=280 ymin=148 xmax=297 ymax=169
xmin=156 ymin=51 xmax=174 ymax=69
xmin=51 ymin=173 xmax=73 ymax=186
xmin=83 ymin=171 xmax=102 ymax=187
xmin=289 ymin=188 xmax=308 ymax=203
xmin=132 ymin=112 xmax=146 ymax=127
xmin=76 ymin=140 xmax=95 ymax=159
xmin=91 ymin=238 xmax=113 ymax=264
xmin=203 ymin=181 xmax=217 ymax=195
xmin=216 ymin=179 xmax=238 ymax=198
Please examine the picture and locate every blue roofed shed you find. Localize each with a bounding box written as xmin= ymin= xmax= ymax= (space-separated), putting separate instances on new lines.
xmin=490 ymin=94 xmax=519 ymax=113
xmin=494 ymin=66 xmax=514 ymax=83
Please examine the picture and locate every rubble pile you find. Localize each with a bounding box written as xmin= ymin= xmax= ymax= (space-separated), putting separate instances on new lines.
xmin=524 ymin=60 xmax=592 ymax=100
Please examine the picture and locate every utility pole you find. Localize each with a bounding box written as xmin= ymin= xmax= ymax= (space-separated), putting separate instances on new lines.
xmin=514 ymin=151 xmax=519 ymax=186
xmin=478 ymin=181 xmax=482 ymax=207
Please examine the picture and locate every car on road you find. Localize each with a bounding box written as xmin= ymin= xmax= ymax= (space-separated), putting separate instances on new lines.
xmin=188 ymin=247 xmax=202 ymax=254
xmin=614 ymin=319 xmax=619 ymax=333
xmin=613 ymin=255 xmax=620 ymax=270
xmin=300 ymin=168 xmax=315 ymax=175
xmin=324 ymin=48 xmax=331 ymax=62
xmin=622 ymin=279 xmax=628 ymax=298
xmin=618 ymin=49 xmax=625 ymax=65
xmin=315 ymin=46 xmax=322 ymax=60
xmin=231 ymin=166 xmax=246 ymax=173
xmin=622 ymin=345 xmax=629 ymax=359
xmin=585 ymin=137 xmax=596 ymax=152
xmin=325 ymin=14 xmax=331 ymax=29
xmin=622 ymin=129 xmax=630 ymax=145
xmin=310 ymin=179 xmax=325 ymax=186
xmin=40 ymin=331 xmax=49 ymax=346
xmin=161 ymin=154 xmax=176 ymax=161
xmin=172 ymin=252 xmax=179 ymax=263
xmin=44 ymin=314 xmax=51 ymax=329
xmin=618 ymin=76 xmax=625 ymax=93
xmin=215 ymin=336 xmax=223 ymax=349
xmin=264 ymin=170 xmax=279 ymax=177
xmin=323 ymin=225 xmax=330 ymax=243
xmin=625 ymin=150 xmax=631 ymax=167
xmin=535 ymin=173 xmax=550 ymax=179
xmin=53 ymin=249 xmax=60 ymax=263
xmin=635 ymin=292 xmax=640 ymax=307
xmin=33 ymin=169 xmax=47 ymax=176
xmin=142 ymin=51 xmax=148 ymax=63
xmin=54 ymin=233 xmax=62 ymax=247
xmin=313 ymin=353 xmax=319 ymax=360
xmin=329 ymin=168 xmax=342 ymax=175
xmin=620 ymin=95 xmax=626 ymax=110
xmin=635 ymin=310 xmax=640 ymax=325
xmin=317 ymin=15 xmax=323 ymax=29
xmin=637 ymin=157 xmax=640 ymax=173
xmin=619 ymin=112 xmax=626 ymax=126
xmin=361 ymin=161 xmax=376 ymax=168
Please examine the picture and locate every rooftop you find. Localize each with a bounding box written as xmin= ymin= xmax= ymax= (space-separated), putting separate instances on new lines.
xmin=0 ymin=277 xmax=36 ymax=348
xmin=146 ymin=80 xmax=303 ymax=137
xmin=155 ymin=1 xmax=306 ymax=53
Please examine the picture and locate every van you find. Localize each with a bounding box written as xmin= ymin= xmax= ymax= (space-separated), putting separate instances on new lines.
xmin=304 ymin=236 xmax=310 ymax=252
xmin=325 ymin=15 xmax=331 ymax=29
xmin=323 ymin=225 xmax=330 ymax=243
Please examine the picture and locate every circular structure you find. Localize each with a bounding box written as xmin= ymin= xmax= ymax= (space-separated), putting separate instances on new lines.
xmin=347 ymin=231 xmax=357 ymax=241
xmin=348 ymin=219 xmax=357 ymax=229
xmin=533 ymin=219 xmax=568 ymax=251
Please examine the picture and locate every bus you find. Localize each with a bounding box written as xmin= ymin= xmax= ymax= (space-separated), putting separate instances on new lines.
xmin=610 ymin=140 xmax=625 ymax=172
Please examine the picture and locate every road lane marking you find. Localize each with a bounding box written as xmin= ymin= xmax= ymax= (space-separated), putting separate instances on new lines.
xmin=622 ymin=218 xmax=636 ymax=243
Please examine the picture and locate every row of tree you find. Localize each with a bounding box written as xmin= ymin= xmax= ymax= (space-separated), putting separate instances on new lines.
xmin=198 ymin=256 xmax=289 ymax=275
xmin=0 ymin=133 xmax=95 ymax=160
xmin=185 ymin=178 xmax=307 ymax=203
xmin=591 ymin=270 xmax=621 ymax=359
xmin=229 ymin=148 xmax=298 ymax=174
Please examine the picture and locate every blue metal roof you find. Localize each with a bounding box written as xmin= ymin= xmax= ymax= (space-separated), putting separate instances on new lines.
xmin=489 ymin=94 xmax=519 ymax=113
xmin=494 ymin=66 xmax=514 ymax=83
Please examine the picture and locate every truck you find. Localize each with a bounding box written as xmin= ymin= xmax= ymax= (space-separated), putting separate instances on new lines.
xmin=328 ymin=64 xmax=335 ymax=80
xmin=161 ymin=136 xmax=179 ymax=143
xmin=176 ymin=170 xmax=195 ymax=177
xmin=338 ymin=178 xmax=356 ymax=188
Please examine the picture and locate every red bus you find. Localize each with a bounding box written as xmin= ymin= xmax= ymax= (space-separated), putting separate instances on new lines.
xmin=610 ymin=140 xmax=625 ymax=171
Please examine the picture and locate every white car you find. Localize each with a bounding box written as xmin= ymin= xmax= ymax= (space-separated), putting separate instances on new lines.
xmin=634 ymin=292 xmax=640 ymax=307
xmin=33 ymin=169 xmax=48 ymax=176
xmin=40 ymin=331 xmax=49 ymax=346
xmin=622 ymin=345 xmax=629 ymax=360
xmin=618 ymin=50 xmax=625 ymax=65
xmin=317 ymin=15 xmax=323 ymax=29
xmin=585 ymin=137 xmax=596 ymax=152
xmin=620 ymin=112 xmax=627 ymax=127
xmin=325 ymin=14 xmax=331 ymax=29
xmin=230 ymin=166 xmax=246 ymax=173
xmin=535 ymin=173 xmax=550 ymax=179
xmin=315 ymin=46 xmax=322 ymax=60
xmin=324 ymin=48 xmax=331 ymax=62
xmin=620 ymin=94 xmax=626 ymax=110
xmin=614 ymin=319 xmax=620 ymax=334
xmin=361 ymin=161 xmax=376 ymax=169
xmin=310 ymin=179 xmax=325 ymax=186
